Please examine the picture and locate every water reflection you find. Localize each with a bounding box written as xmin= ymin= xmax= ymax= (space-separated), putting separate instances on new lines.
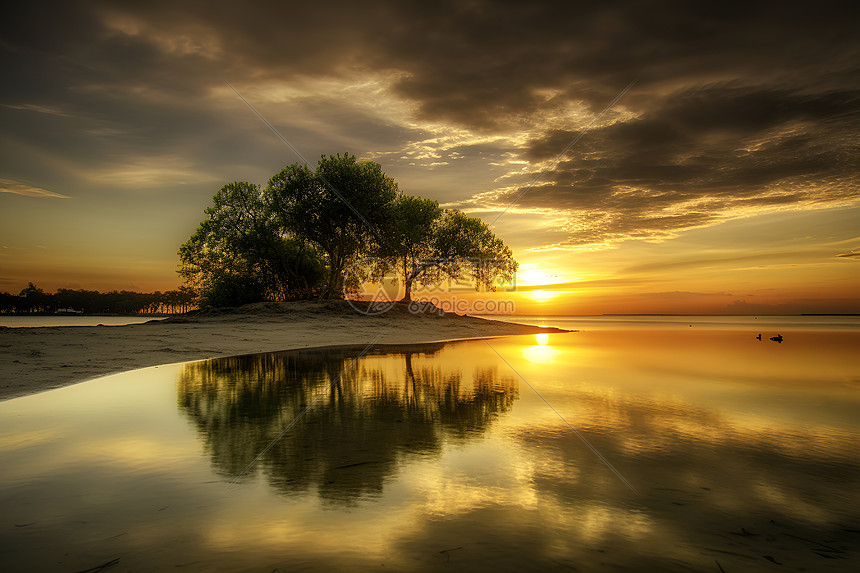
xmin=177 ymin=344 xmax=517 ymax=504
xmin=1 ymin=330 xmax=857 ymax=572
xmin=523 ymin=332 xmax=559 ymax=363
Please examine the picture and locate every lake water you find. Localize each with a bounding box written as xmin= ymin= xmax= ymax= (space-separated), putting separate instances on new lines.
xmin=1 ymin=321 xmax=858 ymax=571
xmin=477 ymin=313 xmax=860 ymax=331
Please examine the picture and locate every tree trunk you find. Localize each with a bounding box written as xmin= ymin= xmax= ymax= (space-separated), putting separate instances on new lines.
xmin=320 ymin=251 xmax=344 ymax=300
xmin=401 ymin=258 xmax=413 ymax=302
xmin=402 ymin=278 xmax=413 ymax=302
xmin=322 ymin=263 xmax=344 ymax=300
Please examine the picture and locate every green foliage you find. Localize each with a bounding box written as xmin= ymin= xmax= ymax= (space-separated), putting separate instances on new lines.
xmin=179 ymin=181 xmax=327 ymax=307
xmin=374 ymin=196 xmax=441 ymax=301
xmin=433 ymin=209 xmax=518 ymax=290
xmin=386 ymin=196 xmax=442 ymax=259
xmin=178 ymin=154 xmax=518 ymax=305
xmin=267 ymin=154 xmax=398 ymax=298
xmin=376 ymin=202 xmax=518 ymax=301
xmin=198 ymin=273 xmax=267 ymax=308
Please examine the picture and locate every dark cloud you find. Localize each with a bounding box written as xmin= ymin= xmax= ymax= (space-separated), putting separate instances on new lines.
xmin=381 ymin=0 xmax=860 ymax=128
xmin=483 ymin=83 xmax=860 ymax=246
xmin=6 ymin=1 xmax=857 ymax=127
xmin=2 ymin=0 xmax=859 ymax=250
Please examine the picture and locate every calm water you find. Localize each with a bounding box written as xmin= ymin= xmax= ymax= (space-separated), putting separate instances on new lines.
xmin=477 ymin=313 xmax=860 ymax=331
xmin=1 ymin=327 xmax=858 ymax=571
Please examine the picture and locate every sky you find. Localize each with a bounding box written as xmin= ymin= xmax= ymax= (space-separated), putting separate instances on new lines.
xmin=1 ymin=1 xmax=858 ymax=314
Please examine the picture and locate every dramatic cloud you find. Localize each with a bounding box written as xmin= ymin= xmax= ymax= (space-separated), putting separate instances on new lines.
xmin=473 ymin=83 xmax=860 ymax=249
xmin=1 ymin=0 xmax=858 ymax=294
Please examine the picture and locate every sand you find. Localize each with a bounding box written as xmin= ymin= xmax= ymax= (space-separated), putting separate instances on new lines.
xmin=0 ymin=300 xmax=565 ymax=401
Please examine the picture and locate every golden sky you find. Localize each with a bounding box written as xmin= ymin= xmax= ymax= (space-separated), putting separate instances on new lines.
xmin=1 ymin=1 xmax=858 ymax=314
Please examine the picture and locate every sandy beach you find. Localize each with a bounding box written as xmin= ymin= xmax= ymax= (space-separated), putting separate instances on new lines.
xmin=0 ymin=301 xmax=564 ymax=401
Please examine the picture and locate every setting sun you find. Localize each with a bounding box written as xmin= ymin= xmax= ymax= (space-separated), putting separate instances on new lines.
xmin=0 ymin=4 xmax=858 ymax=571
xmin=531 ymin=290 xmax=558 ymax=302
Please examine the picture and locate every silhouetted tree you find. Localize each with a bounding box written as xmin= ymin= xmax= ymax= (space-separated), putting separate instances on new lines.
xmin=376 ymin=201 xmax=518 ymax=302
xmin=4 ymin=285 xmax=183 ymax=315
xmin=432 ymin=209 xmax=519 ymax=293
xmin=378 ymin=195 xmax=441 ymax=302
xmin=266 ymin=154 xmax=398 ymax=299
xmin=0 ymin=291 xmax=19 ymax=313
xmin=179 ymin=154 xmax=517 ymax=305
xmin=18 ymin=282 xmax=50 ymax=313
xmin=179 ymin=181 xmax=327 ymax=307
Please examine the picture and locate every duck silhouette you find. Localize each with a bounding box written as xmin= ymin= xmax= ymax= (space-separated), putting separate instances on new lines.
xmin=770 ymin=334 xmax=783 ymax=343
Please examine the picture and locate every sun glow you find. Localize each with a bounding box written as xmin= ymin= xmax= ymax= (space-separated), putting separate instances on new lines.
xmin=523 ymin=332 xmax=558 ymax=364
xmin=531 ymin=289 xmax=558 ymax=302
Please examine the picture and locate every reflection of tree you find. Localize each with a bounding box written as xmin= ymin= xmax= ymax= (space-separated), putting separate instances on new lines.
xmin=177 ymin=344 xmax=517 ymax=505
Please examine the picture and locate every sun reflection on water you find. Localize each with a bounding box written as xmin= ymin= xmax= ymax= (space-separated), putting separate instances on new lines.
xmin=523 ymin=331 xmax=559 ymax=363
xmin=0 ymin=329 xmax=857 ymax=571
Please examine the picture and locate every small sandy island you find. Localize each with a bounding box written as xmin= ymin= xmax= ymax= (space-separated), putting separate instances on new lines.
xmin=0 ymin=301 xmax=567 ymax=401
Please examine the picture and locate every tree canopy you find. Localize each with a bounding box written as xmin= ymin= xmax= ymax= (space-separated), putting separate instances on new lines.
xmin=178 ymin=181 xmax=326 ymax=306
xmin=377 ymin=198 xmax=517 ymax=302
xmin=266 ymin=154 xmax=398 ymax=299
xmin=178 ymin=153 xmax=518 ymax=307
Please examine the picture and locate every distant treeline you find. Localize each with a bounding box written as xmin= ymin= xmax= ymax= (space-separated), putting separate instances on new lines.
xmin=0 ymin=283 xmax=196 ymax=315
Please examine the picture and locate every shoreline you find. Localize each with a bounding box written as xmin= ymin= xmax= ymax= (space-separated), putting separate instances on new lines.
xmin=0 ymin=301 xmax=567 ymax=401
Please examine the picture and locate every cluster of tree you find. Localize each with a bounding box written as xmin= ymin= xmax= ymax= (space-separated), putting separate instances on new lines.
xmin=0 ymin=283 xmax=196 ymax=315
xmin=179 ymin=153 xmax=518 ymax=306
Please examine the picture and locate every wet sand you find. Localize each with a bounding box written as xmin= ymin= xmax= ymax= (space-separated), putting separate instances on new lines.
xmin=0 ymin=301 xmax=565 ymax=401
